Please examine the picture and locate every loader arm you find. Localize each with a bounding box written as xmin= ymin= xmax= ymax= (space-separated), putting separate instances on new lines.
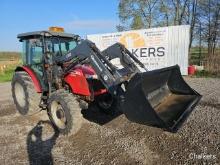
xmin=55 ymin=39 xmax=142 ymax=95
xmin=56 ymin=39 xmax=201 ymax=132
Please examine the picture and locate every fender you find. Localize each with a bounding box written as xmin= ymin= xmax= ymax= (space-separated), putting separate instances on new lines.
xmin=15 ymin=66 xmax=42 ymax=93
xmin=64 ymin=69 xmax=91 ymax=96
xmin=74 ymin=64 xmax=96 ymax=75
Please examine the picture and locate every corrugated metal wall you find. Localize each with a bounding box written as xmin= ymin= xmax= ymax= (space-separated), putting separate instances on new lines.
xmin=167 ymin=25 xmax=190 ymax=75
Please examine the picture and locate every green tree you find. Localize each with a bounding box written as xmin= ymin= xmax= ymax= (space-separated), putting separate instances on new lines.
xmin=130 ymin=14 xmax=144 ymax=29
xmin=117 ymin=0 xmax=199 ymax=51
xmin=118 ymin=0 xmax=160 ymax=29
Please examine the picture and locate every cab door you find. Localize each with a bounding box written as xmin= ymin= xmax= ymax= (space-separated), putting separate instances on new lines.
xmin=26 ymin=39 xmax=44 ymax=78
xmin=21 ymin=38 xmax=45 ymax=90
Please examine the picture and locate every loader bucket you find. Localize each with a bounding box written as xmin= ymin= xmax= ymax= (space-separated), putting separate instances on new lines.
xmin=122 ymin=65 xmax=201 ymax=132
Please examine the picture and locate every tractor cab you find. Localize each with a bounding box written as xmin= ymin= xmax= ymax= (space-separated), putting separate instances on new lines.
xmin=17 ymin=27 xmax=81 ymax=91
xmin=17 ymin=27 xmax=80 ymax=81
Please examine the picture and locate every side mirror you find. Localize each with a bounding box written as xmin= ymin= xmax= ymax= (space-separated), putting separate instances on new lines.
xmin=74 ymin=35 xmax=81 ymax=42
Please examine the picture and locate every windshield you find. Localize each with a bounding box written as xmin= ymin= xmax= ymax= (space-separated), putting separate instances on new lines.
xmin=45 ymin=37 xmax=77 ymax=56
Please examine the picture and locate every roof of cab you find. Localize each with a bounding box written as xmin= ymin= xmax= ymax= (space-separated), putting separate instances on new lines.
xmin=17 ymin=31 xmax=76 ymax=40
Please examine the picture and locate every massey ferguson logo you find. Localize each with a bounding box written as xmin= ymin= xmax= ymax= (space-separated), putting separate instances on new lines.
xmin=119 ymin=32 xmax=165 ymax=57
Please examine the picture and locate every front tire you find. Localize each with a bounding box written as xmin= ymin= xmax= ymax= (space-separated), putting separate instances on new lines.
xmin=96 ymin=93 xmax=118 ymax=115
xmin=48 ymin=90 xmax=82 ymax=135
xmin=11 ymin=71 xmax=41 ymax=115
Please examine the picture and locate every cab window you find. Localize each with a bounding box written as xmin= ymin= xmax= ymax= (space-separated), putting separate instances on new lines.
xmin=30 ymin=46 xmax=43 ymax=64
xmin=21 ymin=39 xmax=43 ymax=65
xmin=46 ymin=38 xmax=77 ymax=56
xmin=28 ymin=39 xmax=43 ymax=65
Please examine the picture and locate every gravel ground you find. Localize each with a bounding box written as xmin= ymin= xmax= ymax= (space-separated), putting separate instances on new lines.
xmin=0 ymin=78 xmax=219 ymax=165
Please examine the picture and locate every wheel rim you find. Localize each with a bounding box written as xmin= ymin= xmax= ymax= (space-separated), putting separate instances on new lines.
xmin=50 ymin=101 xmax=67 ymax=129
xmin=14 ymin=82 xmax=26 ymax=108
xmin=98 ymin=94 xmax=113 ymax=109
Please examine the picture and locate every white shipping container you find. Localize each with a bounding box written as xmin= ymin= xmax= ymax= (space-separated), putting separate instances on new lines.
xmin=87 ymin=25 xmax=190 ymax=75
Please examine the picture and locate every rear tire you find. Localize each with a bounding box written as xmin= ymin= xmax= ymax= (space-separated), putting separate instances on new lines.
xmin=48 ymin=90 xmax=82 ymax=135
xmin=11 ymin=71 xmax=41 ymax=115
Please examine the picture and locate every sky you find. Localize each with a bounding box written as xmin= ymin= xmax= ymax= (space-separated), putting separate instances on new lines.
xmin=0 ymin=0 xmax=119 ymax=51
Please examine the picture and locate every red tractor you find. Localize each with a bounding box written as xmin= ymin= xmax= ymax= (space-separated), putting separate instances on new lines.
xmin=12 ymin=27 xmax=201 ymax=135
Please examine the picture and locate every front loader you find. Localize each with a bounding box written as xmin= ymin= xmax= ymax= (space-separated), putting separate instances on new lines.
xmin=12 ymin=27 xmax=201 ymax=135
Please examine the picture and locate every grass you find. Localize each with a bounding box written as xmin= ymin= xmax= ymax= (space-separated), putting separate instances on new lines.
xmin=193 ymin=70 xmax=220 ymax=78
xmin=0 ymin=66 xmax=16 ymax=82
xmin=189 ymin=47 xmax=207 ymax=65
xmin=0 ymin=52 xmax=20 ymax=61
xmin=0 ymin=52 xmax=21 ymax=83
